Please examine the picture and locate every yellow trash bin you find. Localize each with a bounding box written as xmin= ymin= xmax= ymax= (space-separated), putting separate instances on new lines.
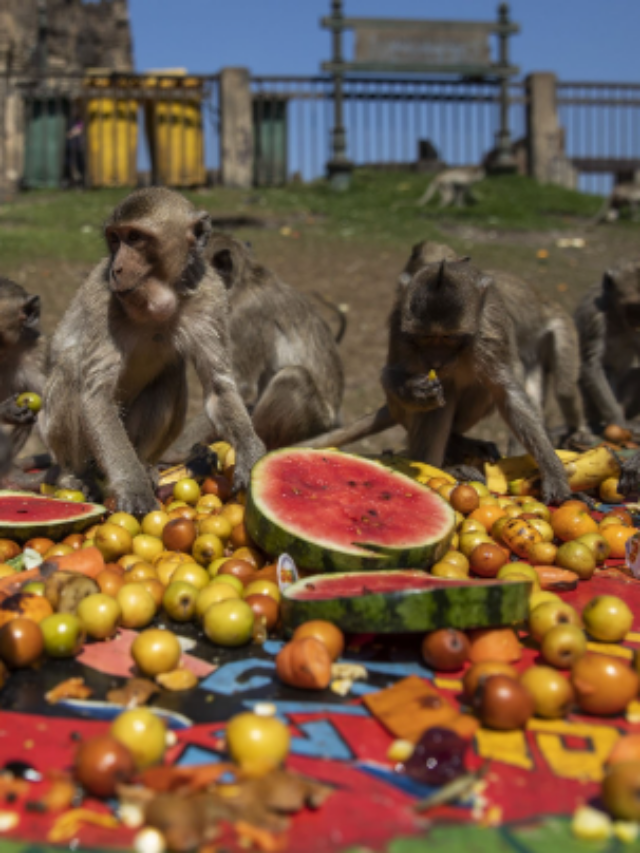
xmin=143 ymin=71 xmax=206 ymax=187
xmin=83 ymin=74 xmax=138 ymax=188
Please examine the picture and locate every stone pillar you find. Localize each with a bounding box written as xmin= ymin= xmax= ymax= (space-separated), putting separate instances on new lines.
xmin=526 ymin=72 xmax=576 ymax=188
xmin=219 ymin=67 xmax=253 ymax=188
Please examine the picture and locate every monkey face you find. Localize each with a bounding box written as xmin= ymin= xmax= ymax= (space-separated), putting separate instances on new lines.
xmin=103 ymin=188 xmax=214 ymax=324
xmin=605 ymin=262 xmax=640 ymax=331
xmin=0 ymin=291 xmax=40 ymax=350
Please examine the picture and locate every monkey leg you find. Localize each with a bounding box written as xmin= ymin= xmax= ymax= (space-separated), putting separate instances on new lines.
xmin=251 ymin=367 xmax=336 ymax=450
xmin=618 ymin=450 xmax=640 ymax=497
xmin=446 ymin=433 xmax=501 ymax=471
xmin=613 ymin=368 xmax=640 ymax=423
xmin=406 ymin=403 xmax=456 ymax=468
xmin=125 ymin=362 xmax=188 ymax=465
xmin=507 ymin=364 xmax=545 ymax=456
xmin=161 ymin=411 xmax=216 ymax=465
xmin=298 ymin=405 xmax=396 ymax=450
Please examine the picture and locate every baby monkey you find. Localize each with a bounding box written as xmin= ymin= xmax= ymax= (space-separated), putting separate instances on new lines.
xmin=42 ymin=188 xmax=265 ymax=514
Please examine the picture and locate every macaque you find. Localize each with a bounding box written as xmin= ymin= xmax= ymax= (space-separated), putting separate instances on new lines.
xmin=575 ymin=260 xmax=640 ymax=432
xmin=592 ymin=182 xmax=640 ymax=224
xmin=307 ymin=258 xmax=573 ymax=504
xmin=417 ymin=167 xmax=485 ymax=208
xmin=164 ymin=234 xmax=344 ymax=459
xmin=41 ymin=188 xmax=265 ymax=513
xmin=0 ymin=277 xmax=46 ymax=455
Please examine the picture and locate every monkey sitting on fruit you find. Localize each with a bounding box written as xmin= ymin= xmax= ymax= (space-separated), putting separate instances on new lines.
xmin=41 ymin=188 xmax=265 ymax=514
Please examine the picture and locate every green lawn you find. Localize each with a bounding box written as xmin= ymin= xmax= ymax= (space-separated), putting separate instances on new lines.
xmin=0 ymin=172 xmax=607 ymax=268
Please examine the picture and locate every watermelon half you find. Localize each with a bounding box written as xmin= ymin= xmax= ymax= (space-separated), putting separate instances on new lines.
xmin=281 ymin=570 xmax=531 ymax=633
xmin=0 ymin=491 xmax=106 ymax=543
xmin=245 ymin=449 xmax=455 ymax=572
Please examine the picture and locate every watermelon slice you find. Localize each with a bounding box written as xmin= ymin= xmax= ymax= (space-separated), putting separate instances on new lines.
xmin=0 ymin=491 xmax=105 ymax=543
xmin=245 ymin=449 xmax=455 ymax=571
xmin=281 ymin=570 xmax=531 ymax=633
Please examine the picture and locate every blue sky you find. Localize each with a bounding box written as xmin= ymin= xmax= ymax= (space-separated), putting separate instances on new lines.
xmin=128 ymin=1 xmax=640 ymax=82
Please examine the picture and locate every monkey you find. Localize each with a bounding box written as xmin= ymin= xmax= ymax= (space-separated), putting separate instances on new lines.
xmin=417 ymin=166 xmax=485 ymax=209
xmin=574 ymin=259 xmax=640 ymax=434
xmin=305 ymin=258 xmax=574 ymax=504
xmin=0 ymin=278 xmax=46 ymax=456
xmin=41 ymin=188 xmax=265 ymax=514
xmin=590 ymin=181 xmax=640 ymax=225
xmin=304 ymin=241 xmax=592 ymax=467
xmin=163 ymin=233 xmax=344 ymax=460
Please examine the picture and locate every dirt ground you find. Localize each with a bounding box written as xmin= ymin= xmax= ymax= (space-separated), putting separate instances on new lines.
xmin=5 ymin=212 xmax=640 ymax=462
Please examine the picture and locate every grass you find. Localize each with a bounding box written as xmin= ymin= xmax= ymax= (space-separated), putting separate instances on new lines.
xmin=0 ymin=171 xmax=607 ymax=268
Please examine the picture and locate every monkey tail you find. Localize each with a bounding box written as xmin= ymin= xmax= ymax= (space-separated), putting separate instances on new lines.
xmin=311 ymin=292 xmax=348 ymax=344
xmin=296 ymin=405 xmax=396 ymax=450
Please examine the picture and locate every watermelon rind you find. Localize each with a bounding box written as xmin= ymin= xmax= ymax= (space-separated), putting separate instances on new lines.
xmin=0 ymin=491 xmax=106 ymax=542
xmin=246 ymin=449 xmax=455 ymax=572
xmin=281 ymin=570 xmax=531 ymax=633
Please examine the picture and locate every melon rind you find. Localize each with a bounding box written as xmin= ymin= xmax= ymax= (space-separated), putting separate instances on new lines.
xmin=281 ymin=570 xmax=531 ymax=633
xmin=0 ymin=491 xmax=106 ymax=543
xmin=245 ymin=449 xmax=456 ymax=572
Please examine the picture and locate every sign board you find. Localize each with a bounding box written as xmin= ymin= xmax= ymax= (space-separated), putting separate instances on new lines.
xmin=353 ymin=21 xmax=493 ymax=71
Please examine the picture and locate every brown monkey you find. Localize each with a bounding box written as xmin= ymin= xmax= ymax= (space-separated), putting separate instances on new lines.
xmin=417 ymin=167 xmax=485 ymax=208
xmin=41 ymin=188 xmax=265 ymax=514
xmin=574 ymin=260 xmax=640 ymax=433
xmin=308 ymin=259 xmax=573 ymax=504
xmin=591 ymin=181 xmax=640 ymax=224
xmin=164 ymin=233 xmax=344 ymax=459
xmin=306 ymin=241 xmax=591 ymax=464
xmin=0 ymin=278 xmax=46 ymax=455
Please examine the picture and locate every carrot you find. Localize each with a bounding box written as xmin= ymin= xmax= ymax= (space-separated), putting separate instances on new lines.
xmin=0 ymin=546 xmax=105 ymax=597
xmin=532 ymin=564 xmax=579 ymax=591
xmin=46 ymin=546 xmax=105 ymax=578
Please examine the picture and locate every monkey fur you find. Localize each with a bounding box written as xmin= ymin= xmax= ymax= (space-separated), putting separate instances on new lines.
xmin=164 ymin=233 xmax=344 ymax=459
xmin=307 ymin=256 xmax=573 ymax=504
xmin=417 ymin=167 xmax=485 ymax=209
xmin=0 ymin=277 xmax=46 ymax=457
xmin=41 ymin=188 xmax=265 ymax=514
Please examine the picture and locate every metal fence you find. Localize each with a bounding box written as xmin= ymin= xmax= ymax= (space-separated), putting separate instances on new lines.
xmin=251 ymin=75 xmax=527 ymax=184
xmin=558 ymin=82 xmax=640 ymax=195
xmin=3 ymin=72 xmax=640 ymax=193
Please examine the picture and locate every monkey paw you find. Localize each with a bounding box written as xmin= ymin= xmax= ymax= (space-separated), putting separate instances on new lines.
xmin=404 ymin=376 xmax=446 ymax=411
xmin=618 ymin=459 xmax=640 ymax=498
xmin=445 ymin=464 xmax=485 ymax=484
xmin=0 ymin=396 xmax=37 ymax=427
xmin=113 ymin=485 xmax=159 ymax=516
xmin=540 ymin=478 xmax=573 ymax=507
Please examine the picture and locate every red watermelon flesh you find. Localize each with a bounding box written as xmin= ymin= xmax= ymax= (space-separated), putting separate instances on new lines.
xmin=0 ymin=491 xmax=106 ymax=542
xmin=255 ymin=451 xmax=451 ymax=555
xmin=246 ymin=449 xmax=455 ymax=571
xmin=0 ymin=495 xmax=96 ymax=521
xmin=292 ymin=571 xmax=471 ymax=599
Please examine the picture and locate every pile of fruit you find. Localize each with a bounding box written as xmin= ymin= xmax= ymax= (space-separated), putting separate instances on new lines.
xmin=0 ymin=446 xmax=638 ymax=849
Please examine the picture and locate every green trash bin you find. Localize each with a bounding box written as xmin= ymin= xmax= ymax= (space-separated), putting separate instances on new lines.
xmin=253 ymin=95 xmax=288 ymax=186
xmin=23 ymin=96 xmax=69 ymax=189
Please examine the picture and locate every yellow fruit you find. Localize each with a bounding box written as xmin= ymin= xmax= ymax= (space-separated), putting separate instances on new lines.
xmin=225 ymin=710 xmax=290 ymax=776
xmin=110 ymin=709 xmax=166 ymax=769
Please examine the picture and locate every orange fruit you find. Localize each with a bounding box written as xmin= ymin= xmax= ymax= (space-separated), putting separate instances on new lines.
xmin=469 ymin=542 xmax=508 ymax=578
xmin=604 ymin=507 xmax=634 ymax=526
xmin=600 ymin=524 xmax=635 ymax=559
xmin=467 ymin=627 xmax=522 ymax=664
xmin=293 ymin=621 xmax=344 ymax=661
xmin=428 ymin=477 xmax=450 ymax=491
xmin=550 ymin=505 xmax=598 ymax=542
xmin=468 ymin=505 xmax=506 ymax=533
xmin=599 ymin=477 xmax=625 ymax=504
xmin=607 ymin=734 xmax=640 ymax=767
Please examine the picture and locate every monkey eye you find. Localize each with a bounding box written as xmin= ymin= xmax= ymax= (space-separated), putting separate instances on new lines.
xmin=107 ymin=231 xmax=120 ymax=250
xmin=126 ymin=229 xmax=143 ymax=245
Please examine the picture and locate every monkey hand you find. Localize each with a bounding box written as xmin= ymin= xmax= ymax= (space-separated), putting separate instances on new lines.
xmin=112 ymin=481 xmax=159 ymax=516
xmin=540 ymin=475 xmax=574 ymax=507
xmin=0 ymin=395 xmax=37 ymax=427
xmin=618 ymin=455 xmax=640 ymax=498
xmin=403 ymin=375 xmax=446 ymax=411
xmin=231 ymin=437 xmax=266 ymax=494
xmin=445 ymin=464 xmax=486 ymax=484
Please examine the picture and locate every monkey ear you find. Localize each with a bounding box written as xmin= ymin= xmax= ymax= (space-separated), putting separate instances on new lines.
xmin=397 ymin=272 xmax=411 ymax=288
xmin=22 ymin=295 xmax=40 ymax=327
xmin=191 ymin=211 xmax=213 ymax=252
xmin=212 ymin=249 xmax=234 ymax=288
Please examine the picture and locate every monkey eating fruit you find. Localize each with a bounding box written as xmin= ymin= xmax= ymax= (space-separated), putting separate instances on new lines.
xmin=42 ymin=188 xmax=265 ymax=514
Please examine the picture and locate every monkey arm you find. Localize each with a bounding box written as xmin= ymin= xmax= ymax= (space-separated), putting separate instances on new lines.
xmin=0 ymin=396 xmax=37 ymax=427
xmin=618 ymin=450 xmax=640 ymax=496
xmin=184 ymin=312 xmax=265 ymax=493
xmin=382 ymin=365 xmax=445 ymax=413
xmin=482 ymin=363 xmax=571 ymax=505
xmin=578 ymin=314 xmax=628 ymax=426
xmin=80 ymin=357 xmax=158 ymax=514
